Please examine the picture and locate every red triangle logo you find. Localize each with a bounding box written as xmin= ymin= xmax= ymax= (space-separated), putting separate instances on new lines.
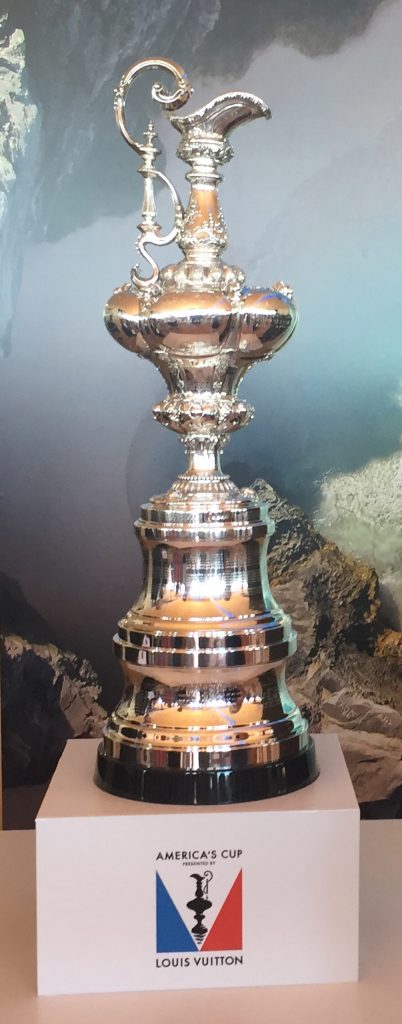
xmin=201 ymin=870 xmax=242 ymax=951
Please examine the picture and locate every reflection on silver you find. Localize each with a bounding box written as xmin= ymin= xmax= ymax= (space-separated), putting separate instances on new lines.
xmin=96 ymin=57 xmax=317 ymax=800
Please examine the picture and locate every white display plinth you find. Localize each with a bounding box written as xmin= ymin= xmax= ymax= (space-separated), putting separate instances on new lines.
xmin=36 ymin=734 xmax=359 ymax=995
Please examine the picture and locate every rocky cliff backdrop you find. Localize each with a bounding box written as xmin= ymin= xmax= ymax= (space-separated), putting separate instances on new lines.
xmin=1 ymin=0 xmax=402 ymax=823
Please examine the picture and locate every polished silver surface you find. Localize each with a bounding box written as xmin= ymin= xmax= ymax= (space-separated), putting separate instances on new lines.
xmin=97 ymin=57 xmax=314 ymax=791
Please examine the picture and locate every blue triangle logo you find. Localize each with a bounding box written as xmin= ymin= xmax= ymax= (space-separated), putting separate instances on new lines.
xmin=156 ymin=873 xmax=198 ymax=953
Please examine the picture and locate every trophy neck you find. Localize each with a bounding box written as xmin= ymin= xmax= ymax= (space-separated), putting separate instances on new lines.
xmin=178 ymin=175 xmax=227 ymax=270
xmin=154 ymin=443 xmax=244 ymax=508
xmin=185 ymin=444 xmax=222 ymax=477
xmin=174 ymin=136 xmax=229 ymax=277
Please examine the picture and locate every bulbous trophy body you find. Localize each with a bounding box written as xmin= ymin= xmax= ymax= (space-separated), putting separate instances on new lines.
xmin=95 ymin=58 xmax=318 ymax=803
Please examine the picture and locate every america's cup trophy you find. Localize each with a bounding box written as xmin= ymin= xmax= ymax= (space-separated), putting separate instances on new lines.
xmin=95 ymin=57 xmax=318 ymax=804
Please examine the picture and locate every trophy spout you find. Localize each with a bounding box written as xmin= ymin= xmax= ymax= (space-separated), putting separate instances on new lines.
xmin=170 ymin=91 xmax=271 ymax=146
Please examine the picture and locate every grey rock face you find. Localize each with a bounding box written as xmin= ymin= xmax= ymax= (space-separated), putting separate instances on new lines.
xmin=253 ymin=479 xmax=402 ymax=810
xmin=1 ymin=632 xmax=106 ymax=787
xmin=0 ymin=13 xmax=39 ymax=354
xmin=4 ymin=0 xmax=385 ymax=241
xmin=196 ymin=0 xmax=386 ymax=71
xmin=0 ymin=571 xmax=57 ymax=644
xmin=0 ymin=0 xmax=387 ymax=349
xmin=6 ymin=0 xmax=222 ymax=241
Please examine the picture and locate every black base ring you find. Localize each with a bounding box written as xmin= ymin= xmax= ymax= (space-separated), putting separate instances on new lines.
xmin=94 ymin=738 xmax=318 ymax=805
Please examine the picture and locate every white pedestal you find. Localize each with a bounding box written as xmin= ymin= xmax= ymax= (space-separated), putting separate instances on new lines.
xmin=36 ymin=734 xmax=359 ymax=995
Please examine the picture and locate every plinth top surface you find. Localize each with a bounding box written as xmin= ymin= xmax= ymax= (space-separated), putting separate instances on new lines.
xmin=1 ymin=822 xmax=402 ymax=1022
xmin=36 ymin=734 xmax=358 ymax=821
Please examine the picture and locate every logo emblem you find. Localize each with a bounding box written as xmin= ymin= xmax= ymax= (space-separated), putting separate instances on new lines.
xmin=156 ymin=869 xmax=242 ymax=953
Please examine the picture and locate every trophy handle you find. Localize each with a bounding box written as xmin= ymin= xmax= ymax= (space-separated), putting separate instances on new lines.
xmin=131 ymin=151 xmax=184 ymax=293
xmin=114 ymin=57 xmax=193 ymax=154
xmin=114 ymin=58 xmax=192 ymax=293
xmin=203 ymin=870 xmax=213 ymax=896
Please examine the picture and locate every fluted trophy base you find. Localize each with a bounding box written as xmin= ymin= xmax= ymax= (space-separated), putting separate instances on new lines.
xmin=95 ymin=737 xmax=318 ymax=806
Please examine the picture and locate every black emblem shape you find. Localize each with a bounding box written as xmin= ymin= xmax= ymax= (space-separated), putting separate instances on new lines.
xmin=187 ymin=871 xmax=213 ymax=943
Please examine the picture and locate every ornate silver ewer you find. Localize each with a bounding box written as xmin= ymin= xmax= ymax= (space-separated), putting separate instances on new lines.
xmin=95 ymin=57 xmax=318 ymax=803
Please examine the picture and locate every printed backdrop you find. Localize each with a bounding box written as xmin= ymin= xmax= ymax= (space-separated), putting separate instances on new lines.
xmin=2 ymin=0 xmax=402 ymax=823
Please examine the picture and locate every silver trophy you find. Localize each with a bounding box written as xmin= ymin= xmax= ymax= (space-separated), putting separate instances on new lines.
xmin=95 ymin=57 xmax=318 ymax=803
